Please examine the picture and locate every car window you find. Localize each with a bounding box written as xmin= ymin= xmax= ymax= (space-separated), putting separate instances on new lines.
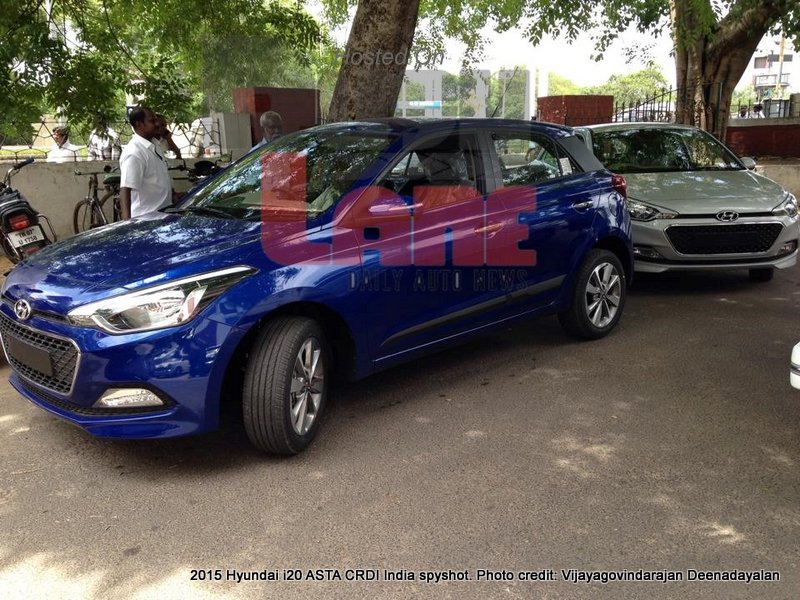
xmin=185 ymin=128 xmax=397 ymax=219
xmin=378 ymin=132 xmax=484 ymax=210
xmin=492 ymin=131 xmax=567 ymax=186
xmin=591 ymin=128 xmax=741 ymax=173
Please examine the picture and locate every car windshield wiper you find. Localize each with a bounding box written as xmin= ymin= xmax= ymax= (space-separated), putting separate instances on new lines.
xmin=164 ymin=205 xmax=235 ymax=219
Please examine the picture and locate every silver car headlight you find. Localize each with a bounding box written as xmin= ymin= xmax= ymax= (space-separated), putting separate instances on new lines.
xmin=68 ymin=266 xmax=256 ymax=334
xmin=772 ymin=193 xmax=798 ymax=218
xmin=627 ymin=198 xmax=678 ymax=222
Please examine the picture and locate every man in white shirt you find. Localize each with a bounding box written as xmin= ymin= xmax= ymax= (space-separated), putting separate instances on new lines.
xmin=154 ymin=113 xmax=182 ymax=159
xmin=87 ymin=115 xmax=121 ymax=160
xmin=47 ymin=126 xmax=83 ymax=163
xmin=119 ymin=106 xmax=172 ymax=219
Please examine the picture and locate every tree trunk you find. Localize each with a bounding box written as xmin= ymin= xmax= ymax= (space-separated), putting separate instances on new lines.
xmin=327 ymin=0 xmax=420 ymax=121
xmin=670 ymin=0 xmax=791 ymax=140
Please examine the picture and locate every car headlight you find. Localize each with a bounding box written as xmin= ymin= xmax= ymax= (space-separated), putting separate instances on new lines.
xmin=772 ymin=193 xmax=798 ymax=218
xmin=68 ymin=266 xmax=256 ymax=334
xmin=627 ymin=198 xmax=677 ymax=222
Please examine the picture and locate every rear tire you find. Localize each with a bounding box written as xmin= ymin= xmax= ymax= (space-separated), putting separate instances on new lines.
xmin=73 ymin=200 xmax=106 ymax=234
xmin=243 ymin=317 xmax=330 ymax=455
xmin=559 ymin=249 xmax=626 ymax=340
xmin=748 ymin=267 xmax=774 ymax=282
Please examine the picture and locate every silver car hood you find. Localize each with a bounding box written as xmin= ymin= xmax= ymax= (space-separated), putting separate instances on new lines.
xmin=625 ymin=169 xmax=786 ymax=213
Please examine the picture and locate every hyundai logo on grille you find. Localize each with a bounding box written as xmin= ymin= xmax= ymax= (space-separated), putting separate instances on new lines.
xmin=14 ymin=299 xmax=32 ymax=321
xmin=716 ymin=210 xmax=739 ymax=222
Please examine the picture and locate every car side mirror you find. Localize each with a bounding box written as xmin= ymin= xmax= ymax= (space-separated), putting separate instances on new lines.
xmin=340 ymin=186 xmax=414 ymax=229
xmin=368 ymin=195 xmax=415 ymax=218
xmin=740 ymin=157 xmax=757 ymax=170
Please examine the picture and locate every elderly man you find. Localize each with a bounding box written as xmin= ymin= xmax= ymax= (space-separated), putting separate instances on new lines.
xmin=251 ymin=111 xmax=283 ymax=150
xmin=119 ymin=106 xmax=172 ymax=219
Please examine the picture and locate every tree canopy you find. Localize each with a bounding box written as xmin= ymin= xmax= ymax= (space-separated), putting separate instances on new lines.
xmin=0 ymin=0 xmax=326 ymax=142
xmin=5 ymin=0 xmax=800 ymax=142
xmin=321 ymin=0 xmax=800 ymax=135
xmin=584 ymin=65 xmax=670 ymax=106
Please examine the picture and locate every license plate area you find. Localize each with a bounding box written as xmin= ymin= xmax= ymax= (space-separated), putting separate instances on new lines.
xmin=8 ymin=225 xmax=45 ymax=249
xmin=5 ymin=335 xmax=54 ymax=377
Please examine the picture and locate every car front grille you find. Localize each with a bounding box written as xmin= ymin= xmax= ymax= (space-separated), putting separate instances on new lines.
xmin=665 ymin=223 xmax=783 ymax=255
xmin=0 ymin=312 xmax=78 ymax=394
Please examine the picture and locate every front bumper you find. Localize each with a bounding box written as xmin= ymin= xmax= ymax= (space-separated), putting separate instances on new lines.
xmin=631 ymin=216 xmax=799 ymax=273
xmin=791 ymin=343 xmax=800 ymax=390
xmin=0 ymin=303 xmax=242 ymax=439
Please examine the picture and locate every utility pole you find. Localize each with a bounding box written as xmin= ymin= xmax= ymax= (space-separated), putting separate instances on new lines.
xmin=775 ymin=35 xmax=786 ymax=101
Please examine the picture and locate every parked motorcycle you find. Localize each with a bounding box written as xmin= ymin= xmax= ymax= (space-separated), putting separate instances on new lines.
xmin=0 ymin=158 xmax=56 ymax=264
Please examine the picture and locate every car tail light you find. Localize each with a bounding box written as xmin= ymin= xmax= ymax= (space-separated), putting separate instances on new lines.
xmin=611 ymin=174 xmax=627 ymax=198
xmin=9 ymin=214 xmax=30 ymax=231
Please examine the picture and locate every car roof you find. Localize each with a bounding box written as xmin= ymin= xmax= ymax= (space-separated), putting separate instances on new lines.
xmin=585 ymin=122 xmax=699 ymax=132
xmin=312 ymin=118 xmax=576 ymax=139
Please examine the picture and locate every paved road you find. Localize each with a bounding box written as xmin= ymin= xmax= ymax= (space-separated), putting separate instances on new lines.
xmin=1 ymin=265 xmax=799 ymax=599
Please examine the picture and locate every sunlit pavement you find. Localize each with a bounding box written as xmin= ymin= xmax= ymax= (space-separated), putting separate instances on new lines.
xmin=0 ymin=264 xmax=799 ymax=599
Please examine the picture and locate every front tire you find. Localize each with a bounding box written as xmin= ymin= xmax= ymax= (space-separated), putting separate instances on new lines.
xmin=559 ymin=249 xmax=626 ymax=340
xmin=243 ymin=317 xmax=329 ymax=455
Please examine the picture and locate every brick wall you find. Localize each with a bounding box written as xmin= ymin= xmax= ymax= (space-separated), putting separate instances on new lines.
xmin=725 ymin=119 xmax=800 ymax=158
xmin=537 ymin=95 xmax=614 ymax=126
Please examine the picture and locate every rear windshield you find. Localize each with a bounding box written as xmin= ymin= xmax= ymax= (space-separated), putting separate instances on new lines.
xmin=591 ymin=128 xmax=743 ymax=174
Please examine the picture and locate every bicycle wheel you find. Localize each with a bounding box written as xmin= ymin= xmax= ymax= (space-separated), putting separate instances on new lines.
xmin=73 ymin=200 xmax=106 ymax=234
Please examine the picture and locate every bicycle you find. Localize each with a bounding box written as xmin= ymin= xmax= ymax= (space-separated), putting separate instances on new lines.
xmin=73 ymin=166 xmax=121 ymax=234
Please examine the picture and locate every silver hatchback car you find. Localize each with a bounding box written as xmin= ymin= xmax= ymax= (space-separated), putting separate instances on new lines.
xmin=578 ymin=123 xmax=799 ymax=281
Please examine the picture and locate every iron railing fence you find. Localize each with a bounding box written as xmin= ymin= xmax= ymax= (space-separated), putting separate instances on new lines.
xmin=730 ymin=98 xmax=794 ymax=119
xmin=0 ymin=118 xmax=223 ymax=162
xmin=613 ymin=84 xmax=800 ymax=127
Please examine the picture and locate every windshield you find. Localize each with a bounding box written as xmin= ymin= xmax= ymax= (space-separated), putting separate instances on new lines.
xmin=591 ymin=128 xmax=743 ymax=174
xmin=180 ymin=127 xmax=397 ymax=219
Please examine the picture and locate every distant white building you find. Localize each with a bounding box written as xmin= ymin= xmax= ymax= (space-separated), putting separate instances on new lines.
xmin=396 ymin=69 xmax=531 ymax=119
xmin=737 ymin=36 xmax=798 ymax=101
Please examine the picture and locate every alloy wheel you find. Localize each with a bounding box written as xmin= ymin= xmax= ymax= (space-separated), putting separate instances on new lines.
xmin=290 ymin=337 xmax=325 ymax=435
xmin=584 ymin=262 xmax=621 ymax=328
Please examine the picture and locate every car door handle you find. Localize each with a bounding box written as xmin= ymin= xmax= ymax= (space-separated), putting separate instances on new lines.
xmin=474 ymin=222 xmax=504 ymax=237
xmin=572 ymin=200 xmax=594 ymax=211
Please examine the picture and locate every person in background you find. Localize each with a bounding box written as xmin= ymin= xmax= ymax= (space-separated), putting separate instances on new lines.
xmin=251 ymin=111 xmax=283 ymax=150
xmin=87 ymin=115 xmax=121 ymax=160
xmin=119 ymin=106 xmax=172 ymax=220
xmin=155 ymin=114 xmax=182 ymax=159
xmin=47 ymin=126 xmax=83 ymax=163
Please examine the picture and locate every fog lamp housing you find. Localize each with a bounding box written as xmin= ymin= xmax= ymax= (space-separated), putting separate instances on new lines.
xmin=633 ymin=246 xmax=663 ymax=260
xmin=777 ymin=240 xmax=798 ymax=257
xmin=94 ymin=388 xmax=165 ymax=409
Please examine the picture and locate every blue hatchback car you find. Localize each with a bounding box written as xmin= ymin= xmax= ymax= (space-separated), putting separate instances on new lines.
xmin=1 ymin=119 xmax=631 ymax=454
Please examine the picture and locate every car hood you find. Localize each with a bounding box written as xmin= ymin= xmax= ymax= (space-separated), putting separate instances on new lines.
xmin=3 ymin=213 xmax=264 ymax=313
xmin=624 ymin=169 xmax=786 ymax=213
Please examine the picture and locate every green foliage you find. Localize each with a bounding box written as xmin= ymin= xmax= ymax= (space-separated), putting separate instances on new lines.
xmin=584 ymin=65 xmax=669 ymax=105
xmin=0 ymin=0 xmax=326 ymax=142
xmin=547 ymin=72 xmax=583 ymax=96
xmin=317 ymin=1 xmax=799 ymax=76
xmin=732 ymin=83 xmax=757 ymax=108
xmin=486 ymin=67 xmax=527 ymax=119
xmin=404 ymin=79 xmax=426 ymax=102
xmin=442 ymin=72 xmax=478 ymax=117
